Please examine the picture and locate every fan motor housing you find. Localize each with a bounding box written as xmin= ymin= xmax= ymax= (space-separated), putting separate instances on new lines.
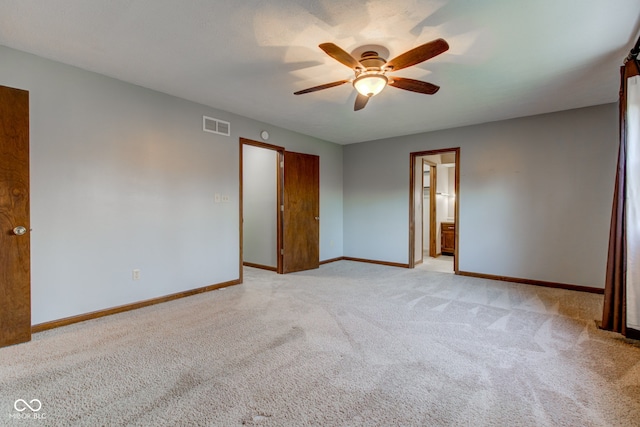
xmin=359 ymin=51 xmax=387 ymax=71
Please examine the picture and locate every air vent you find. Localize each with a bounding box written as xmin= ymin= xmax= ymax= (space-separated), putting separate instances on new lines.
xmin=203 ymin=116 xmax=231 ymax=136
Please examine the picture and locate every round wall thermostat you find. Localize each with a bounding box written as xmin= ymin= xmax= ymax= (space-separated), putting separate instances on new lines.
xmin=260 ymin=130 xmax=270 ymax=140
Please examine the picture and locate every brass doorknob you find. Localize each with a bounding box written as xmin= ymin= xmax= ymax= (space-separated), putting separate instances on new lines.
xmin=13 ymin=226 xmax=27 ymax=236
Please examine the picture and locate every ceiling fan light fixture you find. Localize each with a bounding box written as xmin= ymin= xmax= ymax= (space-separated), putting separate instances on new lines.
xmin=296 ymin=39 xmax=449 ymax=110
xmin=353 ymin=73 xmax=388 ymax=97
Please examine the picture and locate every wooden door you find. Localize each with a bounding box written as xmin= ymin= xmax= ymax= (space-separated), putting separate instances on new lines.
xmin=283 ymin=151 xmax=319 ymax=273
xmin=0 ymin=85 xmax=31 ymax=347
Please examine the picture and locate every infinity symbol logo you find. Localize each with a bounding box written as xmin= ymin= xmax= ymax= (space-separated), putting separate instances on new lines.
xmin=14 ymin=399 xmax=42 ymax=412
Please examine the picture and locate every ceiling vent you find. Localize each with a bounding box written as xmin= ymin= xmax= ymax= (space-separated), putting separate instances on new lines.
xmin=203 ymin=115 xmax=231 ymax=136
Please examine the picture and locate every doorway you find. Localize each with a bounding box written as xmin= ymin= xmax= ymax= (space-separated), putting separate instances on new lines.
xmin=239 ymin=140 xmax=320 ymax=277
xmin=409 ymin=148 xmax=460 ymax=272
xmin=240 ymin=138 xmax=284 ymax=276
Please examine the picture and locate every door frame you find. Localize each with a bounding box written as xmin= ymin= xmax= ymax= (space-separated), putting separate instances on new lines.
xmin=409 ymin=147 xmax=460 ymax=272
xmin=239 ymin=138 xmax=285 ymax=279
xmin=422 ymin=159 xmax=437 ymax=259
xmin=414 ymin=157 xmax=437 ymax=264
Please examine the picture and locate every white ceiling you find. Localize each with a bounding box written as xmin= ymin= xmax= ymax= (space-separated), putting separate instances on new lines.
xmin=0 ymin=0 xmax=638 ymax=144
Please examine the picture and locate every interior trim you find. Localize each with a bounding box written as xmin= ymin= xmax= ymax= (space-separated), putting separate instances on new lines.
xmin=457 ymin=270 xmax=604 ymax=294
xmin=320 ymin=257 xmax=344 ymax=265
xmin=32 ymin=263 xmax=604 ymax=334
xmin=31 ymin=279 xmax=241 ymax=333
xmin=239 ymin=137 xmax=285 ymax=276
xmin=428 ymin=161 xmax=437 ymax=258
xmin=240 ymin=138 xmax=284 ymax=151
xmin=626 ymin=327 xmax=640 ymax=340
xmin=343 ymin=256 xmax=409 ymax=269
xmin=243 ymin=262 xmax=277 ymax=272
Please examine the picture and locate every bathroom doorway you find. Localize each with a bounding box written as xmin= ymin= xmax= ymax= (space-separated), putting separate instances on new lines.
xmin=409 ymin=148 xmax=459 ymax=272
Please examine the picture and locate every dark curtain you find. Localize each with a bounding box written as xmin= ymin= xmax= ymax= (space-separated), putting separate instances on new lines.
xmin=602 ymin=45 xmax=640 ymax=336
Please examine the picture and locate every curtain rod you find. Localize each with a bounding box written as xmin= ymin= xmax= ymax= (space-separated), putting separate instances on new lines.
xmin=626 ymin=33 xmax=640 ymax=63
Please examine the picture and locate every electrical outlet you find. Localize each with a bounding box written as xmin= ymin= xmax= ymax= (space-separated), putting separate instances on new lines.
xmin=222 ymin=194 xmax=230 ymax=202
xmin=132 ymin=269 xmax=141 ymax=281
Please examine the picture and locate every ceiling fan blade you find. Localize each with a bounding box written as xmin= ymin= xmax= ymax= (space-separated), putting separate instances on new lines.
xmin=354 ymin=93 xmax=369 ymax=111
xmin=389 ymin=77 xmax=440 ymax=94
xmin=319 ymin=43 xmax=364 ymax=70
xmin=385 ymin=38 xmax=449 ymax=72
xmin=294 ymin=79 xmax=350 ymax=95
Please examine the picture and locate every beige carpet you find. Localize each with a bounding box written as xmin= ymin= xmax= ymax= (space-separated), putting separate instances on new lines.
xmin=418 ymin=255 xmax=454 ymax=273
xmin=1 ymin=261 xmax=639 ymax=426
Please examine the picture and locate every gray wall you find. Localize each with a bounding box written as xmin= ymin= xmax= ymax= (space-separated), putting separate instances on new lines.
xmin=344 ymin=104 xmax=617 ymax=288
xmin=0 ymin=45 xmax=343 ymax=324
xmin=0 ymin=42 xmax=618 ymax=328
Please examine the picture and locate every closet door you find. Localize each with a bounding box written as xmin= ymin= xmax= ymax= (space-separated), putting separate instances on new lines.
xmin=282 ymin=151 xmax=319 ymax=273
xmin=0 ymin=85 xmax=31 ymax=347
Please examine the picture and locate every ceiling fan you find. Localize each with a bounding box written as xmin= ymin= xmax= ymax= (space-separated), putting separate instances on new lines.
xmin=294 ymin=38 xmax=449 ymax=111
